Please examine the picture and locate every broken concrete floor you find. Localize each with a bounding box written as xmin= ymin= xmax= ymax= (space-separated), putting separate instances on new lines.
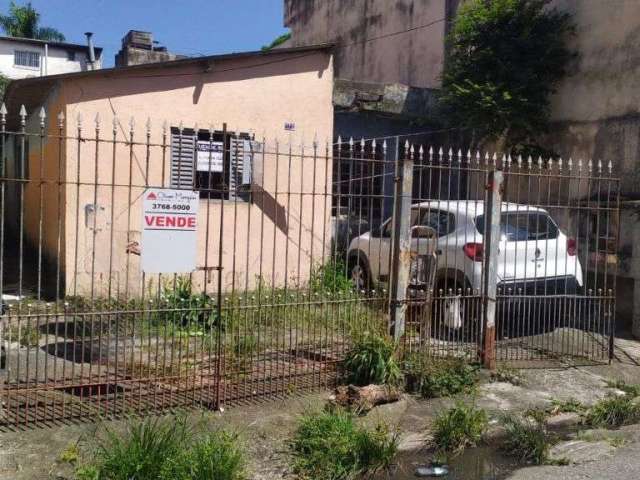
xmin=2 ymin=361 xmax=640 ymax=479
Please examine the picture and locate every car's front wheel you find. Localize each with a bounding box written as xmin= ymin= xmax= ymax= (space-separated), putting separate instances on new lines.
xmin=349 ymin=257 xmax=370 ymax=292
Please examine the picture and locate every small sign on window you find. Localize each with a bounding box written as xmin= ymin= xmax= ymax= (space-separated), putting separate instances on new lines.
xmin=196 ymin=141 xmax=224 ymax=172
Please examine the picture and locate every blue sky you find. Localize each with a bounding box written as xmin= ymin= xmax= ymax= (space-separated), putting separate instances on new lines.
xmin=13 ymin=0 xmax=288 ymax=67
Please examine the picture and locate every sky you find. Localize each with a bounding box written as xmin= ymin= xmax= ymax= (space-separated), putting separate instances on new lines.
xmin=12 ymin=0 xmax=288 ymax=67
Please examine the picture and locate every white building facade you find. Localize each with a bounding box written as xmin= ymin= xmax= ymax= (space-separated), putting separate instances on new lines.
xmin=0 ymin=36 xmax=101 ymax=80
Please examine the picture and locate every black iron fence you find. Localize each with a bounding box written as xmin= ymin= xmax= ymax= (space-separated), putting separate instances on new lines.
xmin=0 ymin=106 xmax=619 ymax=427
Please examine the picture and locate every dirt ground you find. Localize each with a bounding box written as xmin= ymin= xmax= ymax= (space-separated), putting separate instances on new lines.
xmin=2 ymin=356 xmax=640 ymax=480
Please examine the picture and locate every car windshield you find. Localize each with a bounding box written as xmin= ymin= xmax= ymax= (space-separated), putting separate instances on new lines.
xmin=475 ymin=211 xmax=559 ymax=241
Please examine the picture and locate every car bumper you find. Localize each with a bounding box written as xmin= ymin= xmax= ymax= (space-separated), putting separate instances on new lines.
xmin=498 ymin=276 xmax=579 ymax=296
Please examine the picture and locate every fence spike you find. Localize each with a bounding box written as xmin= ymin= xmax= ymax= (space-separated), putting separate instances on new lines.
xmin=0 ymin=102 xmax=6 ymax=117
xmin=608 ymin=160 xmax=613 ymax=174
xmin=492 ymin=152 xmax=497 ymax=166
xmin=405 ymin=140 xmax=411 ymax=152
xmin=588 ymin=159 xmax=593 ymax=173
xmin=337 ymin=135 xmax=342 ymax=146
xmin=527 ymin=155 xmax=533 ymax=169
xmin=57 ymin=110 xmax=64 ymax=128
xmin=558 ymin=157 xmax=563 ymax=171
xmin=578 ymin=158 xmax=583 ymax=172
xmin=448 ymin=147 xmax=453 ymax=162
xmin=419 ymin=145 xmax=424 ymax=160
xmin=537 ymin=156 xmax=543 ymax=169
xmin=428 ymin=146 xmax=434 ymax=160
xmin=76 ymin=111 xmax=82 ymax=129
xmin=484 ymin=152 xmax=489 ymax=165
xmin=438 ymin=146 xmax=444 ymax=163
xmin=466 ymin=149 xmax=471 ymax=163
xmin=507 ymin=154 xmax=512 ymax=168
xmin=597 ymin=159 xmax=603 ymax=174
xmin=94 ymin=112 xmax=100 ymax=130
xmin=457 ymin=148 xmax=462 ymax=163
xmin=372 ymin=138 xmax=377 ymax=150
xmin=547 ymin=157 xmax=554 ymax=170
xmin=568 ymin=157 xmax=573 ymax=171
xmin=145 ymin=117 xmax=151 ymax=134
xmin=360 ymin=137 xmax=365 ymax=149
xmin=501 ymin=154 xmax=506 ymax=168
xmin=349 ymin=136 xmax=354 ymax=149
xmin=178 ymin=120 xmax=184 ymax=132
xmin=517 ymin=154 xmax=523 ymax=169
xmin=39 ymin=106 xmax=46 ymax=124
xmin=382 ymin=139 xmax=387 ymax=152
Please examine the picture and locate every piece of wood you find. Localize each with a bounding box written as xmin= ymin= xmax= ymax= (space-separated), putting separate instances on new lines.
xmin=331 ymin=384 xmax=401 ymax=413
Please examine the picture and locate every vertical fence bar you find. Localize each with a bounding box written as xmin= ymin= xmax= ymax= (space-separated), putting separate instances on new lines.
xmin=389 ymin=139 xmax=413 ymax=341
xmin=482 ymin=169 xmax=502 ymax=369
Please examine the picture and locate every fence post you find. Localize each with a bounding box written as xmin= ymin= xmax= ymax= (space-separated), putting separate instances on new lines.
xmin=389 ymin=139 xmax=413 ymax=342
xmin=482 ymin=169 xmax=503 ymax=369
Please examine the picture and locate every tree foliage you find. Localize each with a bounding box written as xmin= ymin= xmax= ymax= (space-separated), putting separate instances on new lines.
xmin=261 ymin=32 xmax=291 ymax=51
xmin=0 ymin=1 xmax=65 ymax=41
xmin=440 ymin=0 xmax=574 ymax=147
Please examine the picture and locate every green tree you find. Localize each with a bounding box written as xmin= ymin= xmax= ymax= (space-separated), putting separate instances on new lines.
xmin=261 ymin=32 xmax=291 ymax=51
xmin=440 ymin=0 xmax=574 ymax=150
xmin=0 ymin=1 xmax=65 ymax=41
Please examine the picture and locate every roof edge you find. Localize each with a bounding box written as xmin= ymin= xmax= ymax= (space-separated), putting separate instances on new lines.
xmin=7 ymin=43 xmax=334 ymax=89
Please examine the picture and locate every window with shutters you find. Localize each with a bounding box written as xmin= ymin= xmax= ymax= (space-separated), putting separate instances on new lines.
xmin=170 ymin=127 xmax=257 ymax=201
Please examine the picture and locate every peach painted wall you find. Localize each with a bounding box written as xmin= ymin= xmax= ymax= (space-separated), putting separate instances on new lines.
xmin=23 ymin=50 xmax=334 ymax=298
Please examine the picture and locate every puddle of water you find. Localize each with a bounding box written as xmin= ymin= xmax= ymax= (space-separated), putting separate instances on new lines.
xmin=377 ymin=447 xmax=520 ymax=480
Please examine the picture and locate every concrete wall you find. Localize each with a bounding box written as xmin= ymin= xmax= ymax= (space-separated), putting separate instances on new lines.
xmin=18 ymin=50 xmax=334 ymax=298
xmin=284 ymin=0 xmax=449 ymax=89
xmin=542 ymin=0 xmax=640 ymax=197
xmin=0 ymin=40 xmax=100 ymax=80
xmin=531 ymin=0 xmax=640 ymax=334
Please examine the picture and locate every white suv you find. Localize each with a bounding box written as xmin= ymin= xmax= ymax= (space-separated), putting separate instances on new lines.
xmin=346 ymin=200 xmax=583 ymax=303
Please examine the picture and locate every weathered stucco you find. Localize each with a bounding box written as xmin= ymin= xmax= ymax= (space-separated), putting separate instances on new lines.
xmin=284 ymin=0 xmax=449 ymax=89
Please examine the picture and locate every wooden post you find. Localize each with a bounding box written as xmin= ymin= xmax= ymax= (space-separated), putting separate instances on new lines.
xmin=482 ymin=169 xmax=503 ymax=370
xmin=389 ymin=139 xmax=414 ymax=341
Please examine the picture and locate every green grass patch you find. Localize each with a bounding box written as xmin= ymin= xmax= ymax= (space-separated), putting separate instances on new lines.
xmin=78 ymin=416 xmax=246 ymax=480
xmin=606 ymin=379 xmax=640 ymax=398
xmin=586 ymin=395 xmax=640 ymax=428
xmin=432 ymin=403 xmax=487 ymax=454
xmin=500 ymin=414 xmax=549 ymax=465
xmin=290 ymin=408 xmax=398 ymax=480
xmin=404 ymin=357 xmax=479 ymax=398
xmin=343 ymin=334 xmax=402 ymax=387
xmin=548 ymin=397 xmax=586 ymax=415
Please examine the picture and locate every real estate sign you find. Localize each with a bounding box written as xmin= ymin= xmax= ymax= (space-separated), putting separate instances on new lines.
xmin=141 ymin=188 xmax=199 ymax=273
xmin=196 ymin=140 xmax=224 ymax=172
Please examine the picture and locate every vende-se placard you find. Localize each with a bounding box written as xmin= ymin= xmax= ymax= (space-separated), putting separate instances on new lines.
xmin=141 ymin=188 xmax=199 ymax=273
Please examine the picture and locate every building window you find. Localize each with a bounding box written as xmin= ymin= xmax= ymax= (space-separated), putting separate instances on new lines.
xmin=67 ymin=50 xmax=76 ymax=61
xmin=170 ymin=128 xmax=258 ymax=201
xmin=14 ymin=50 xmax=40 ymax=68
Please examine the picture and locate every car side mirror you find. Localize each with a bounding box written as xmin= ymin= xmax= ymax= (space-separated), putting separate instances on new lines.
xmin=411 ymin=225 xmax=436 ymax=239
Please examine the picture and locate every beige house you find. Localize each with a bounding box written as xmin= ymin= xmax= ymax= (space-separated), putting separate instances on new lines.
xmin=3 ymin=44 xmax=334 ymax=299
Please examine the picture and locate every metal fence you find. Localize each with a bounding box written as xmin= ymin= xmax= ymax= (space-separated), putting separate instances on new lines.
xmin=0 ymin=106 xmax=619 ymax=427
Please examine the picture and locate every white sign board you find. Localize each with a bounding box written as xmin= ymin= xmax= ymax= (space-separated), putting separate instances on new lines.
xmin=196 ymin=140 xmax=223 ymax=172
xmin=141 ymin=188 xmax=199 ymax=273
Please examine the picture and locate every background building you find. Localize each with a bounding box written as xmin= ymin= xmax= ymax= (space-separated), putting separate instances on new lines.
xmin=0 ymin=35 xmax=101 ymax=79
